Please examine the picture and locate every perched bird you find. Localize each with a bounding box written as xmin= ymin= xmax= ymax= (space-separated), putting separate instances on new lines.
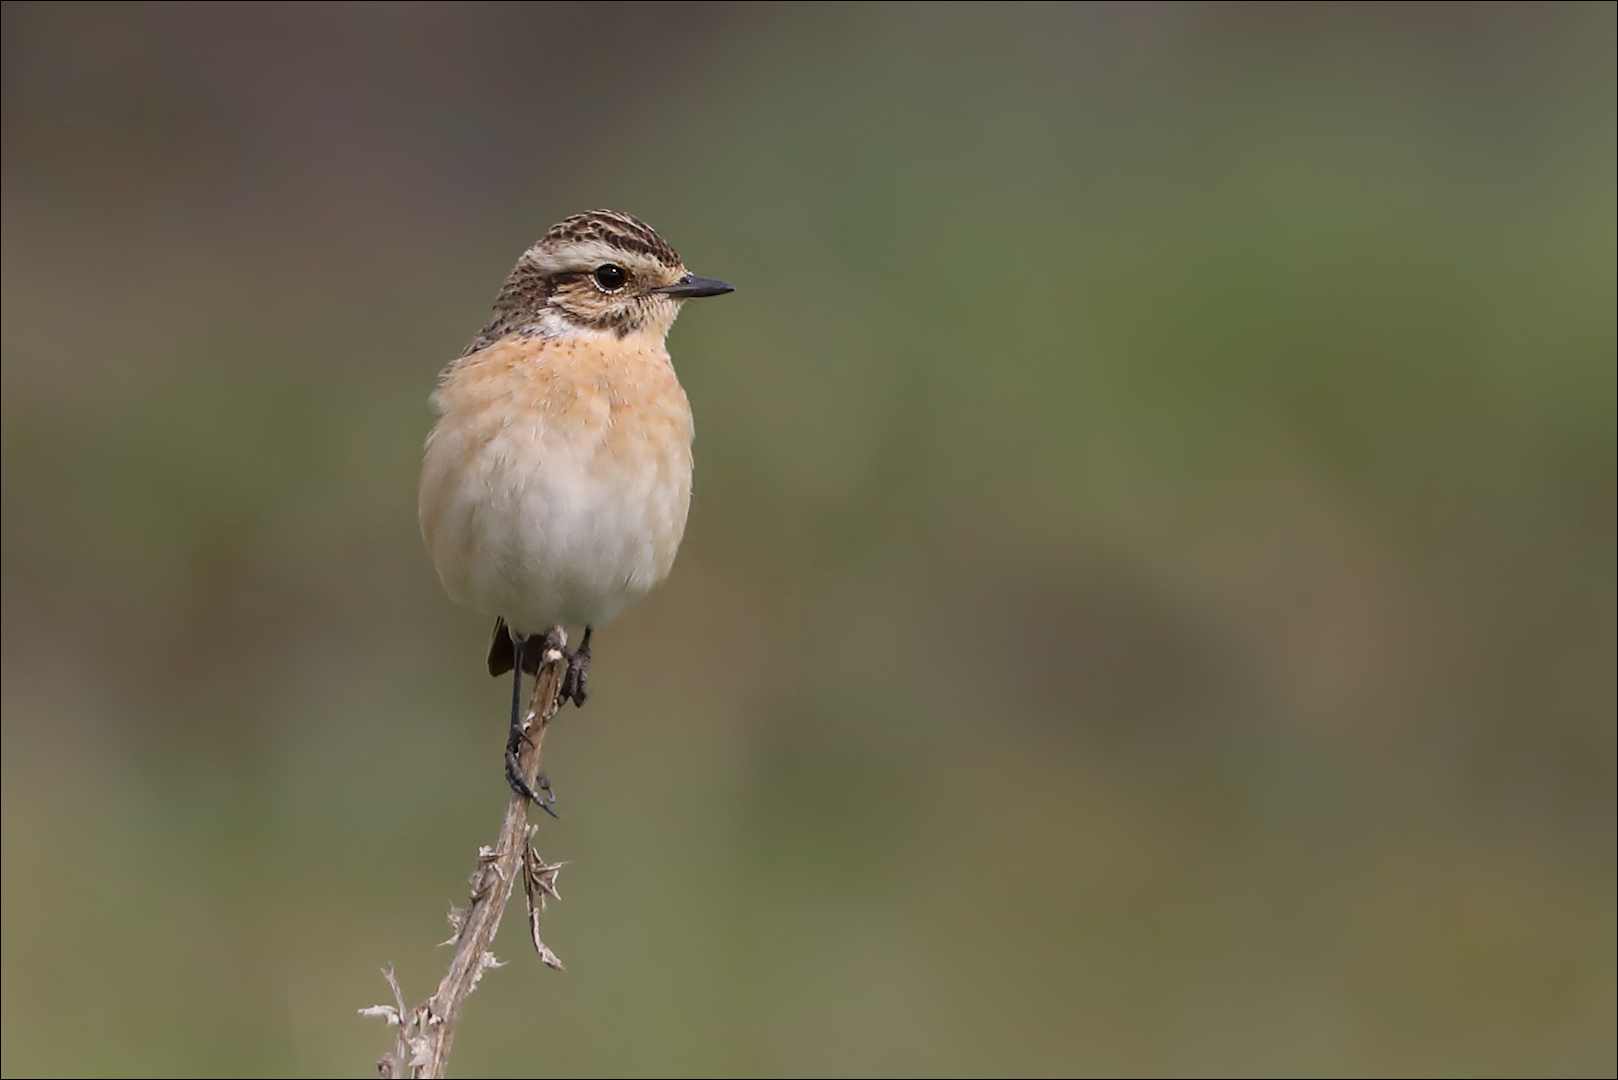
xmin=419 ymin=210 xmax=732 ymax=799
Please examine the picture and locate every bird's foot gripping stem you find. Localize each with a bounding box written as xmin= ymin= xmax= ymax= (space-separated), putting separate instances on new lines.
xmin=559 ymin=625 xmax=591 ymax=707
xmin=504 ymin=743 xmax=558 ymax=817
xmin=519 ymin=627 xmax=591 ymax=707
xmin=501 ymin=625 xmax=590 ymax=810
xmin=496 ymin=620 xmax=592 ymax=708
xmin=503 ymin=633 xmax=559 ymax=815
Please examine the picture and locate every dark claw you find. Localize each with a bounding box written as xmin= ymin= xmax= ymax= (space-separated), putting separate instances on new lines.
xmin=560 ymin=626 xmax=592 ymax=707
xmin=504 ymin=732 xmax=558 ymax=816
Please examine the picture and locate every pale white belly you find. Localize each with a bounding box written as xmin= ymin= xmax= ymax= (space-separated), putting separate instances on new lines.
xmin=420 ymin=409 xmax=693 ymax=635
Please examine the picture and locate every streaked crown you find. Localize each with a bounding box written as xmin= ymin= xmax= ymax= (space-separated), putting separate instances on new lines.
xmin=463 ymin=209 xmax=730 ymax=353
xmin=540 ymin=209 xmax=683 ymax=269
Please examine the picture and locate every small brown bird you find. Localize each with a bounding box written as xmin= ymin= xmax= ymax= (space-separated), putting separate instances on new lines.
xmin=419 ymin=210 xmax=732 ymax=799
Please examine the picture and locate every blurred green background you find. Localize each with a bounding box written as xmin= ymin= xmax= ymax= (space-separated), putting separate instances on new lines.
xmin=2 ymin=4 xmax=1613 ymax=1076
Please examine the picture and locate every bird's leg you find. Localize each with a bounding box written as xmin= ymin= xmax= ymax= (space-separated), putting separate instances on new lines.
xmin=507 ymin=634 xmax=524 ymax=734
xmin=503 ymin=634 xmax=557 ymax=814
xmin=560 ymin=625 xmax=592 ymax=708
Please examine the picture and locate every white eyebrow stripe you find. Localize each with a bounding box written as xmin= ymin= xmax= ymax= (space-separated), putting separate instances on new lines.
xmin=523 ymin=239 xmax=676 ymax=277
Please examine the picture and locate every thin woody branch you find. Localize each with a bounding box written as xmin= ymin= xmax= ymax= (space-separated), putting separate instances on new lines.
xmin=365 ymin=631 xmax=569 ymax=1079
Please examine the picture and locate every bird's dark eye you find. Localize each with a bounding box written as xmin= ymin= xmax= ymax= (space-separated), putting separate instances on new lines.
xmin=593 ymin=263 xmax=627 ymax=291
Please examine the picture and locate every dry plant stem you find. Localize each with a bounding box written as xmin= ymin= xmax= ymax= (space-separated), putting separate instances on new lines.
xmin=371 ymin=631 xmax=567 ymax=1079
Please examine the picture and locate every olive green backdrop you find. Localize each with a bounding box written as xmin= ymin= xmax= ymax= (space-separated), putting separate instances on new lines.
xmin=3 ymin=4 xmax=1613 ymax=1076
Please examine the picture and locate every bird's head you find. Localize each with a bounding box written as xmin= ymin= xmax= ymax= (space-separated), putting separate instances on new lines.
xmin=470 ymin=209 xmax=732 ymax=350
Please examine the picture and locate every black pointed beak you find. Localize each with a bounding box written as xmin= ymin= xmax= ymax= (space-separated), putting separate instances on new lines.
xmin=654 ymin=274 xmax=734 ymax=299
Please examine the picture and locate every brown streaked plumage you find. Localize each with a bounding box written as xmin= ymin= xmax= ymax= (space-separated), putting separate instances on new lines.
xmin=418 ymin=210 xmax=732 ymax=798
